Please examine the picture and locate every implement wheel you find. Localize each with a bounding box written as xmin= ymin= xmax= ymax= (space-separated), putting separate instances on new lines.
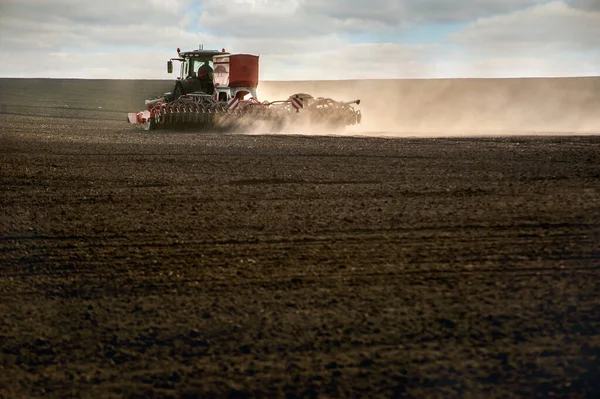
xmin=145 ymin=117 xmax=157 ymax=131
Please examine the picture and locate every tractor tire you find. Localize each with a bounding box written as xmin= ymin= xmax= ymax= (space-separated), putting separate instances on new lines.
xmin=174 ymin=83 xmax=184 ymax=100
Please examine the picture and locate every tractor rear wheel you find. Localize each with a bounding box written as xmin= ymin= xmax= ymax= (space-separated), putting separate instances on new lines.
xmin=174 ymin=83 xmax=184 ymax=100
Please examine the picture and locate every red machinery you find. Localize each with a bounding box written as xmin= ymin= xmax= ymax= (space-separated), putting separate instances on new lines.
xmin=127 ymin=46 xmax=361 ymax=131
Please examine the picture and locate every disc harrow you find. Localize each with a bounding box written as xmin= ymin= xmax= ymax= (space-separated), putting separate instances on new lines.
xmin=128 ymin=92 xmax=361 ymax=132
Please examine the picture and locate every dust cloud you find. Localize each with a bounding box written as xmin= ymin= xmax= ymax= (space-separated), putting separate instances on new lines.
xmin=259 ymin=77 xmax=600 ymax=136
xmin=1 ymin=77 xmax=599 ymax=137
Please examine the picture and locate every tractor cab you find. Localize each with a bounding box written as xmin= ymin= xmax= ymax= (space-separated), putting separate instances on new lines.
xmin=166 ymin=45 xmax=260 ymax=103
xmin=167 ymin=46 xmax=230 ymax=98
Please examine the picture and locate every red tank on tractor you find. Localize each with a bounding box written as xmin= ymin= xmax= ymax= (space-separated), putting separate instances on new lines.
xmin=127 ymin=45 xmax=361 ymax=131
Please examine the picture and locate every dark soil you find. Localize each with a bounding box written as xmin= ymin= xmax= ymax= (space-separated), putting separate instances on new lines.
xmin=1 ymin=113 xmax=600 ymax=398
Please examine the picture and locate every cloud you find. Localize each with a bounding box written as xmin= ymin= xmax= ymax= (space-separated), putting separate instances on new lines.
xmin=198 ymin=2 xmax=333 ymax=40
xmin=261 ymin=42 xmax=436 ymax=80
xmin=303 ymin=0 xmax=548 ymax=24
xmin=0 ymin=0 xmax=598 ymax=79
xmin=0 ymin=41 xmax=433 ymax=80
xmin=451 ymin=1 xmax=600 ymax=54
xmin=568 ymin=0 xmax=600 ymax=11
xmin=198 ymin=0 xmax=548 ymax=38
xmin=0 ymin=1 xmax=199 ymax=54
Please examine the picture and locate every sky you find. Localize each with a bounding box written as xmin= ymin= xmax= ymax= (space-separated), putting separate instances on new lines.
xmin=0 ymin=0 xmax=599 ymax=80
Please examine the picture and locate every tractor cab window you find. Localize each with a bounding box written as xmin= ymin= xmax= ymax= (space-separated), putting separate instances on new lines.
xmin=192 ymin=59 xmax=213 ymax=80
xmin=183 ymin=58 xmax=191 ymax=78
xmin=183 ymin=57 xmax=214 ymax=80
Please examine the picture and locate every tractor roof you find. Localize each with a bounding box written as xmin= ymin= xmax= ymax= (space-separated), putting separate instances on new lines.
xmin=179 ymin=49 xmax=230 ymax=60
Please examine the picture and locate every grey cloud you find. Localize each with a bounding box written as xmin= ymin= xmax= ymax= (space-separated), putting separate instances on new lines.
xmin=197 ymin=1 xmax=333 ymax=39
xmin=451 ymin=1 xmax=600 ymax=54
xmin=0 ymin=0 xmax=554 ymax=50
xmin=567 ymin=0 xmax=600 ymax=11
xmin=0 ymin=21 xmax=213 ymax=54
xmin=0 ymin=0 xmax=190 ymax=26
xmin=304 ymin=0 xmax=546 ymax=24
xmin=0 ymin=0 xmax=209 ymax=55
xmin=197 ymin=0 xmax=548 ymax=39
xmin=0 ymin=0 xmax=195 ymax=53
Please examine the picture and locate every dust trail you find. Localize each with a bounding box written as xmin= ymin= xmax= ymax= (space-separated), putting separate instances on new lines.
xmin=259 ymin=77 xmax=600 ymax=136
xmin=1 ymin=77 xmax=599 ymax=136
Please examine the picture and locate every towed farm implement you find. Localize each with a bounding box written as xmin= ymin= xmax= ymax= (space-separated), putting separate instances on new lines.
xmin=127 ymin=46 xmax=361 ymax=131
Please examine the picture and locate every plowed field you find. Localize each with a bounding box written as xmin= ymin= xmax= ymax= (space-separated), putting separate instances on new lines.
xmin=1 ymin=78 xmax=600 ymax=398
